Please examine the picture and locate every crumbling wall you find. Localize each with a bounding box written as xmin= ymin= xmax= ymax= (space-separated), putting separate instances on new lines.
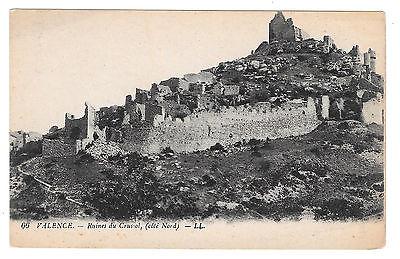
xmin=86 ymin=103 xmax=96 ymax=142
xmin=126 ymin=102 xmax=146 ymax=122
xmin=363 ymin=48 xmax=376 ymax=73
xmin=159 ymin=77 xmax=188 ymax=92
xmin=183 ymin=71 xmax=216 ymax=85
xmin=195 ymin=95 xmax=217 ymax=111
xmin=64 ymin=102 xmax=96 ymax=141
xmin=120 ymin=98 xmax=320 ymax=154
xmin=42 ymin=139 xmax=77 ymax=157
xmin=64 ymin=114 xmax=87 ymax=140
xmin=323 ymin=35 xmax=334 ymax=49
xmin=135 ymin=89 xmax=150 ymax=104
xmin=269 ymin=12 xmax=308 ymax=42
xmin=189 ymin=84 xmax=205 ymax=95
xmin=321 ymin=95 xmax=330 ymax=119
xmin=43 ymin=102 xmax=103 ymax=157
xmin=223 ymin=84 xmax=240 ymax=96
xmin=144 ymin=102 xmax=165 ymax=125
xmin=361 ymin=96 xmax=384 ymax=125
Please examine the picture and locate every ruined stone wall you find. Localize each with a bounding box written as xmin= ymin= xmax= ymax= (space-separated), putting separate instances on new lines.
xmin=189 ymin=84 xmax=205 ymax=95
xmin=64 ymin=102 xmax=96 ymax=141
xmin=136 ymin=89 xmax=150 ymax=104
xmin=125 ymin=102 xmax=145 ymax=122
xmin=223 ymin=84 xmax=240 ymax=96
xmin=196 ymin=94 xmax=217 ymax=111
xmin=183 ymin=71 xmax=216 ymax=85
xmin=42 ymin=139 xmax=77 ymax=157
xmin=145 ymin=103 xmax=165 ymax=124
xmin=269 ymin=12 xmax=308 ymax=42
xmin=321 ymin=95 xmax=330 ymax=119
xmin=64 ymin=115 xmax=87 ymax=140
xmin=361 ymin=95 xmax=384 ymax=125
xmin=120 ymin=98 xmax=321 ymax=154
xmin=86 ymin=104 xmax=96 ymax=142
xmin=43 ymin=103 xmax=102 ymax=158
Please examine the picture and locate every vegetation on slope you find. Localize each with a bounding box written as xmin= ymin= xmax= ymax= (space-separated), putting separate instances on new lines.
xmin=10 ymin=120 xmax=384 ymax=221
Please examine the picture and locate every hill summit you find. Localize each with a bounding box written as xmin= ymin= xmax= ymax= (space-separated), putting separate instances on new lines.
xmin=14 ymin=11 xmax=384 ymax=158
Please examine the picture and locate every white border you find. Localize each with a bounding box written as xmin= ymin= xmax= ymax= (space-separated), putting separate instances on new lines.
xmin=1 ymin=0 xmax=399 ymax=258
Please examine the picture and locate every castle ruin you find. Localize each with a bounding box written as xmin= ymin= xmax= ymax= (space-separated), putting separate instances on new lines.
xmin=41 ymin=11 xmax=384 ymax=158
xmin=269 ymin=11 xmax=310 ymax=42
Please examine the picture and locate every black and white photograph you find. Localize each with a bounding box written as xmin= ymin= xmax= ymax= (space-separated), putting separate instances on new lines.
xmin=8 ymin=9 xmax=386 ymax=248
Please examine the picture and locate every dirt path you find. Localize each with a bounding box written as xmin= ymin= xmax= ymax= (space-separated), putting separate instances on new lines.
xmin=15 ymin=159 xmax=91 ymax=209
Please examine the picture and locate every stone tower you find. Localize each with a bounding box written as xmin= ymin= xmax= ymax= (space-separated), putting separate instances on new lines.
xmin=268 ymin=11 xmax=309 ymax=42
xmin=368 ymin=48 xmax=376 ymax=73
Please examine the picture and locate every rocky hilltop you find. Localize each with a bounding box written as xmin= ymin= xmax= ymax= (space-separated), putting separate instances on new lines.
xmin=25 ymin=11 xmax=383 ymax=159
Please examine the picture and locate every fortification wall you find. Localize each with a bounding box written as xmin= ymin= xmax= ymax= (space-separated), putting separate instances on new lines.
xmin=361 ymin=97 xmax=384 ymax=125
xmin=120 ymin=98 xmax=321 ymax=154
xmin=42 ymin=139 xmax=77 ymax=157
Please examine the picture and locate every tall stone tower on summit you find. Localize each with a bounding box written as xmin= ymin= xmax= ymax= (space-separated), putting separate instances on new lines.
xmin=268 ymin=11 xmax=309 ymax=42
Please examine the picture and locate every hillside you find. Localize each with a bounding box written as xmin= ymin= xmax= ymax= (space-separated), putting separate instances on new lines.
xmin=10 ymin=12 xmax=385 ymax=222
xmin=10 ymin=120 xmax=384 ymax=221
xmin=200 ymin=40 xmax=383 ymax=118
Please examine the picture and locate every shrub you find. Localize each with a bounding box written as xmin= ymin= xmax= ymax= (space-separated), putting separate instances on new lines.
xmin=82 ymin=169 xmax=160 ymax=219
xmin=313 ymin=198 xmax=364 ymax=220
xmin=248 ymin=138 xmax=261 ymax=146
xmin=127 ymin=152 xmax=148 ymax=170
xmin=210 ymin=143 xmax=226 ymax=152
xmin=259 ymin=160 xmax=271 ymax=172
xmin=107 ymin=153 xmax=127 ymax=165
xmin=152 ymin=184 xmax=200 ymax=218
xmin=161 ymin=146 xmax=174 ymax=154
xmin=74 ymin=151 xmax=95 ymax=164
xmin=285 ymin=158 xmax=330 ymax=178
xmin=251 ymin=150 xmax=262 ymax=157
xmin=234 ymin=141 xmax=242 ymax=147
xmin=261 ymin=138 xmax=272 ymax=150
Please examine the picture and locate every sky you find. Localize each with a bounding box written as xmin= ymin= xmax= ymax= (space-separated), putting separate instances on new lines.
xmin=10 ymin=10 xmax=385 ymax=133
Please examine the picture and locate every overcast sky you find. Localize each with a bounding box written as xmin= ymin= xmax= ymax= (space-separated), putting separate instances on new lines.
xmin=10 ymin=10 xmax=385 ymax=133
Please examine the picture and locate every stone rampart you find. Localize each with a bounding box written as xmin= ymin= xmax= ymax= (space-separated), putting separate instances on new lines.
xmin=120 ymin=98 xmax=321 ymax=154
xmin=361 ymin=95 xmax=384 ymax=125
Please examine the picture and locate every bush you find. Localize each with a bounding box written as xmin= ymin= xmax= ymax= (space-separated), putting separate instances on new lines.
xmin=127 ymin=152 xmax=149 ymax=170
xmin=202 ymin=174 xmax=217 ymax=187
xmin=259 ymin=160 xmax=271 ymax=172
xmin=234 ymin=141 xmax=243 ymax=147
xmin=251 ymin=150 xmax=262 ymax=157
xmin=152 ymin=182 xmax=200 ymax=218
xmin=261 ymin=138 xmax=272 ymax=150
xmin=242 ymin=196 xmax=304 ymax=221
xmin=248 ymin=138 xmax=261 ymax=146
xmin=22 ymin=174 xmax=35 ymax=185
xmin=82 ymin=151 xmax=202 ymax=219
xmin=313 ymin=198 xmax=364 ymax=220
xmin=285 ymin=158 xmax=330 ymax=178
xmin=161 ymin=147 xmax=174 ymax=154
xmin=210 ymin=143 xmax=226 ymax=152
xmin=309 ymin=144 xmax=329 ymax=157
xmin=74 ymin=151 xmax=95 ymax=164
xmin=107 ymin=153 xmax=127 ymax=165
xmin=82 ymin=169 xmax=160 ymax=219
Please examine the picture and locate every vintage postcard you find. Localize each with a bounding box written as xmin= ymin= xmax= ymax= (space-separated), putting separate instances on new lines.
xmin=9 ymin=10 xmax=385 ymax=248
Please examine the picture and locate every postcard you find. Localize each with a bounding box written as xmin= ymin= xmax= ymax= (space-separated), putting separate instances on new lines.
xmin=9 ymin=10 xmax=385 ymax=248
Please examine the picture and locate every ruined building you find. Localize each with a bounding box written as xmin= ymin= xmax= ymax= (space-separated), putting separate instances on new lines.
xmin=269 ymin=11 xmax=309 ymax=42
xmin=363 ymin=48 xmax=377 ymax=75
xmin=40 ymin=12 xmax=384 ymax=158
xmin=9 ymin=131 xmax=41 ymax=152
xmin=42 ymin=102 xmax=105 ymax=157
